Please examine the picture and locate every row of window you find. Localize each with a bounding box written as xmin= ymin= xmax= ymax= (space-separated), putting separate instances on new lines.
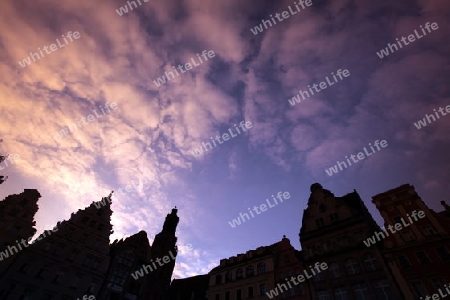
xmin=215 ymin=263 xmax=266 ymax=284
xmin=315 ymin=280 xmax=392 ymax=300
xmin=214 ymin=284 xmax=267 ymax=300
xmin=315 ymin=212 xmax=339 ymax=227
xmin=397 ymin=247 xmax=450 ymax=269
xmin=410 ymin=277 xmax=447 ymax=297
xmin=0 ymin=282 xmax=96 ymax=300
xmin=305 ymin=231 xmax=365 ymax=256
xmin=325 ymin=254 xmax=381 ymax=280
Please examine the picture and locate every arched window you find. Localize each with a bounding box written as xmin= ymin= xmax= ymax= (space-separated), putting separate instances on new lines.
xmin=364 ymin=253 xmax=380 ymax=271
xmin=225 ymin=271 xmax=233 ymax=282
xmin=328 ymin=263 xmax=341 ymax=278
xmin=345 ymin=258 xmax=361 ymax=275
xmin=236 ymin=268 xmax=243 ymax=279
xmin=246 ymin=266 xmax=254 ymax=276
xmin=257 ymin=263 xmax=265 ymax=274
xmin=215 ymin=274 xmax=222 ymax=284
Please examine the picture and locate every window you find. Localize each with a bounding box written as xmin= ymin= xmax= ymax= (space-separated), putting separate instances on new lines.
xmin=316 ymin=290 xmax=329 ymax=300
xmin=316 ymin=218 xmax=324 ymax=227
xmin=68 ymin=249 xmax=79 ymax=262
xmin=393 ymin=216 xmax=402 ymax=224
xmin=431 ymin=277 xmax=446 ymax=291
xmin=334 ymin=287 xmax=349 ymax=300
xmin=118 ymin=254 xmax=134 ymax=267
xmin=373 ymin=280 xmax=392 ymax=299
xmin=111 ymin=270 xmax=127 ymax=285
xmin=69 ymin=275 xmax=82 ymax=289
xmin=289 ymin=286 xmax=295 ymax=297
xmin=83 ymin=256 xmax=100 ymax=269
xmin=52 ymin=271 xmax=65 ymax=284
xmin=330 ymin=213 xmax=339 ymax=222
xmin=51 ymin=244 xmax=66 ymax=256
xmin=400 ymin=230 xmax=416 ymax=242
xmin=19 ymin=263 xmax=31 ymax=274
xmin=236 ymin=289 xmax=241 ymax=300
xmin=215 ymin=275 xmax=222 ymax=284
xmin=247 ymin=286 xmax=253 ymax=298
xmin=436 ymin=247 xmax=450 ymax=261
xmin=328 ymin=263 xmax=341 ymax=278
xmin=422 ymin=225 xmax=437 ymax=236
xmin=79 ymin=234 xmax=88 ymax=244
xmin=416 ymin=251 xmax=431 ymax=265
xmin=65 ymin=229 xmax=74 ymax=239
xmin=298 ymin=284 xmax=304 ymax=295
xmin=284 ymin=255 xmax=290 ymax=263
xmin=410 ymin=281 xmax=428 ymax=298
xmin=236 ymin=269 xmax=243 ymax=279
xmin=352 ymin=283 xmax=369 ymax=300
xmin=35 ymin=268 xmax=48 ymax=279
xmin=314 ymin=271 xmax=325 ymax=282
xmin=259 ymin=284 xmax=266 ymax=295
xmin=339 ymin=237 xmax=348 ymax=247
xmin=257 ymin=263 xmax=265 ymax=274
xmin=345 ymin=259 xmax=360 ymax=275
xmin=364 ymin=253 xmax=380 ymax=271
xmin=246 ymin=266 xmax=254 ymax=276
xmin=9 ymin=209 xmax=19 ymax=217
xmin=225 ymin=291 xmax=230 ymax=300
xmin=397 ymin=256 xmax=411 ymax=269
xmin=225 ymin=271 xmax=232 ymax=282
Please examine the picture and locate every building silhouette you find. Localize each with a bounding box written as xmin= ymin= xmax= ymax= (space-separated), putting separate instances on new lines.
xmin=1 ymin=183 xmax=449 ymax=299
xmin=0 ymin=190 xmax=178 ymax=300
xmin=170 ymin=183 xmax=450 ymax=300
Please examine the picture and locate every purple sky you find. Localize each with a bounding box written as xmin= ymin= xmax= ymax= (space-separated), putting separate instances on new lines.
xmin=0 ymin=0 xmax=449 ymax=279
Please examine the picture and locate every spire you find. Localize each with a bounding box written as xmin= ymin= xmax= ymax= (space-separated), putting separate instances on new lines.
xmin=162 ymin=207 xmax=179 ymax=234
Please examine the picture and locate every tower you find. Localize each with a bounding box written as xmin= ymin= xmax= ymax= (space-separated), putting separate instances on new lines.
xmin=142 ymin=207 xmax=179 ymax=300
xmin=0 ymin=189 xmax=40 ymax=274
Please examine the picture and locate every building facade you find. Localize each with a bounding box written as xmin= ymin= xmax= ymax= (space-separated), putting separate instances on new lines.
xmin=372 ymin=184 xmax=450 ymax=299
xmin=299 ymin=183 xmax=403 ymax=300
xmin=208 ymin=237 xmax=308 ymax=300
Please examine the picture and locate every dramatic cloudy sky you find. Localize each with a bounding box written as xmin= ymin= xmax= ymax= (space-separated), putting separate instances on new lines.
xmin=0 ymin=0 xmax=449 ymax=279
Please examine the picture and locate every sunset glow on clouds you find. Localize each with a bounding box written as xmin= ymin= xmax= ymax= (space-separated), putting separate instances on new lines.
xmin=0 ymin=0 xmax=449 ymax=279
